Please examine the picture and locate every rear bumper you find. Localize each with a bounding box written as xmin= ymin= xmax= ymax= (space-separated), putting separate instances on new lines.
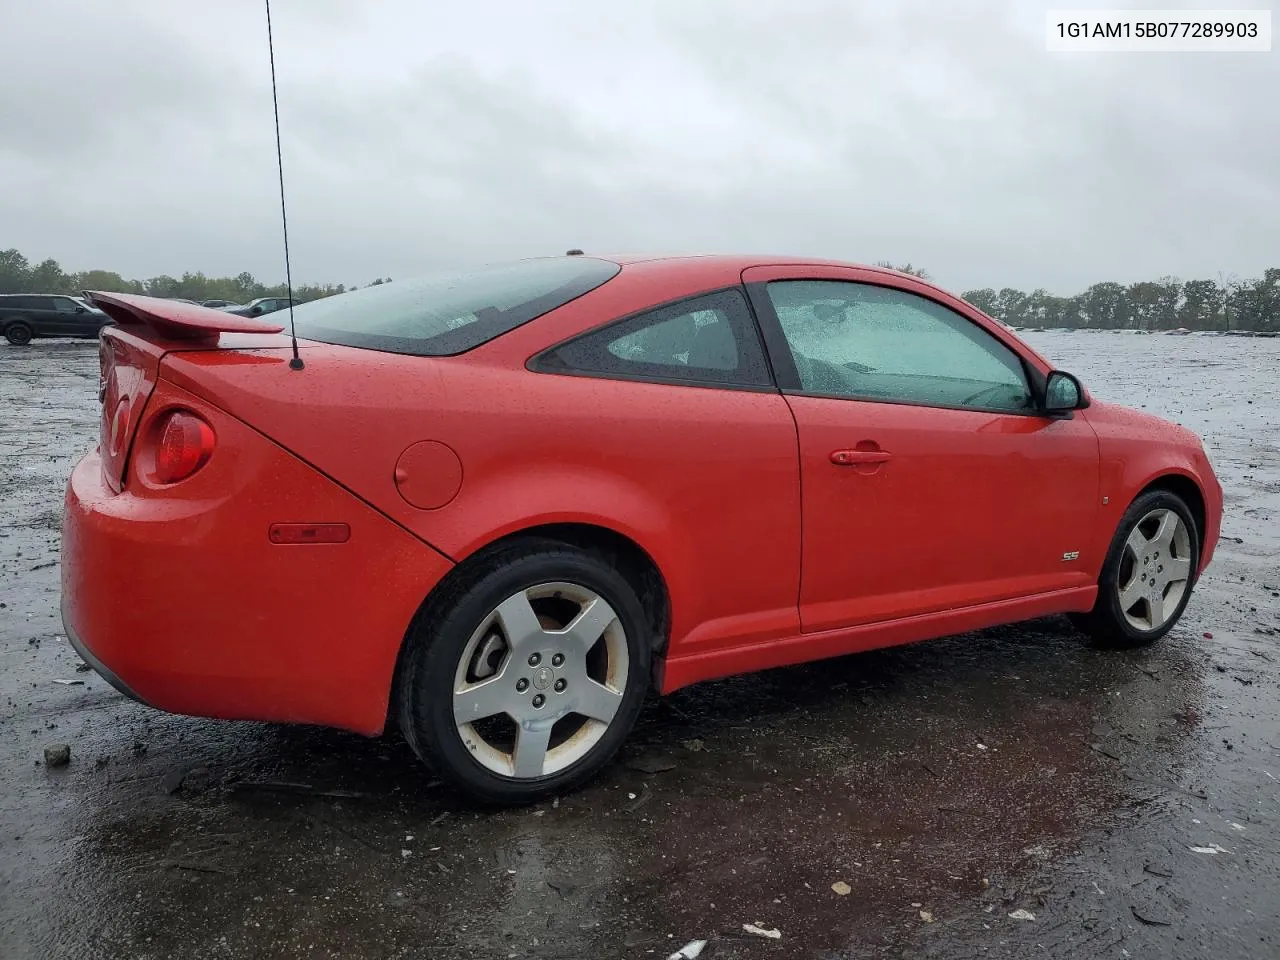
xmin=61 ymin=424 xmax=453 ymax=735
xmin=62 ymin=592 xmax=146 ymax=704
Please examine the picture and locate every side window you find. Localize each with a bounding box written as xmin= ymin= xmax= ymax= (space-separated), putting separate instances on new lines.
xmin=537 ymin=288 xmax=773 ymax=388
xmin=765 ymin=280 xmax=1033 ymax=413
xmin=52 ymin=297 xmax=79 ymax=313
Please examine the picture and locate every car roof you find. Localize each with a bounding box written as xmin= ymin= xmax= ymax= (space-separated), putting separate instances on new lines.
xmin=599 ymin=253 xmax=895 ymax=270
xmin=587 ymin=253 xmax=948 ymax=295
xmin=600 ymin=253 xmax=924 ymax=281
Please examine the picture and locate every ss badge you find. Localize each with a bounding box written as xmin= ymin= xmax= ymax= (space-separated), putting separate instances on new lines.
xmin=1061 ymin=551 xmax=1080 ymax=561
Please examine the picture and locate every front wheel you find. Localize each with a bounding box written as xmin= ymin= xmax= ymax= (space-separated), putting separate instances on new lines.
xmin=1070 ymin=490 xmax=1200 ymax=648
xmin=396 ymin=539 xmax=651 ymax=804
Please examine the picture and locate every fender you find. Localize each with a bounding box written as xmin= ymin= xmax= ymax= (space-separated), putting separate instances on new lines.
xmin=1083 ymin=403 xmax=1220 ymax=574
xmin=442 ymin=462 xmax=694 ymax=617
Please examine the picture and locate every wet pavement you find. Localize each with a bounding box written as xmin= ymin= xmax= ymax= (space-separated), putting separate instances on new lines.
xmin=1 ymin=331 xmax=1278 ymax=959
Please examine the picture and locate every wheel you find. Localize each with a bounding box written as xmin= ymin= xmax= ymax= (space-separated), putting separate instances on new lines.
xmin=396 ymin=538 xmax=651 ymax=804
xmin=4 ymin=321 xmax=33 ymax=346
xmin=1070 ymin=490 xmax=1200 ymax=648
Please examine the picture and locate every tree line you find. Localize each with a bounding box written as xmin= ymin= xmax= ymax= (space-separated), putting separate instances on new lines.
xmin=2 ymin=246 xmax=1276 ymax=331
xmin=879 ymin=262 xmax=1278 ymax=332
xmin=0 ymin=248 xmax=392 ymax=306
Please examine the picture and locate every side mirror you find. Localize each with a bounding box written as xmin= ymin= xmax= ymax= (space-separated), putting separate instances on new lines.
xmin=75 ymin=305 xmax=87 ymax=313
xmin=1043 ymin=370 xmax=1087 ymax=415
xmin=250 ymin=305 xmax=264 ymax=316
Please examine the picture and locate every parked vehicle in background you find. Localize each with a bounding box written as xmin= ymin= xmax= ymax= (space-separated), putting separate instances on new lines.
xmin=201 ymin=299 xmax=239 ymax=309
xmin=1 ymin=293 xmax=112 ymax=345
xmin=221 ymin=297 xmax=299 ymax=317
xmin=62 ymin=255 xmax=1222 ymax=804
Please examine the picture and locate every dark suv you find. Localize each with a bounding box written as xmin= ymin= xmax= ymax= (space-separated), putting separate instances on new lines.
xmin=0 ymin=294 xmax=112 ymax=345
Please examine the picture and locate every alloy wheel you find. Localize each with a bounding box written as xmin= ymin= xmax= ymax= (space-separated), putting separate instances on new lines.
xmin=452 ymin=582 xmax=628 ymax=779
xmin=1116 ymin=507 xmax=1193 ymax=631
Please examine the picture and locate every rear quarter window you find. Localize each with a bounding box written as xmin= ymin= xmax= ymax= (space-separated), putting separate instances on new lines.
xmin=291 ymin=257 xmax=621 ymax=356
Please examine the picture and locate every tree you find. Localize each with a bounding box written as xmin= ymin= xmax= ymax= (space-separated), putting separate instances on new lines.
xmin=876 ymin=262 xmax=930 ymax=280
xmin=1228 ymin=269 xmax=1280 ymax=333
xmin=1179 ymin=279 xmax=1224 ymax=330
xmin=962 ymin=288 xmax=999 ymax=316
xmin=1126 ymin=278 xmax=1181 ymax=331
xmin=28 ymin=258 xmax=70 ymax=294
xmin=145 ymin=275 xmax=180 ymax=298
xmin=1079 ymin=282 xmax=1130 ymax=330
xmin=233 ymin=272 xmax=260 ymax=301
xmin=75 ymin=270 xmax=140 ymax=294
xmin=0 ymin=249 xmax=31 ymax=292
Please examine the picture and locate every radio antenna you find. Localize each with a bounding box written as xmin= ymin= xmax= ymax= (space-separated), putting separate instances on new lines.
xmin=264 ymin=0 xmax=303 ymax=370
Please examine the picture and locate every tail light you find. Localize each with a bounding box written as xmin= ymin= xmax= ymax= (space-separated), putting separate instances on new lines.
xmin=154 ymin=411 xmax=215 ymax=484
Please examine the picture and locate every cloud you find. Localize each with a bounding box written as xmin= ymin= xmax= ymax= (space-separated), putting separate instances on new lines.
xmin=0 ymin=0 xmax=1276 ymax=294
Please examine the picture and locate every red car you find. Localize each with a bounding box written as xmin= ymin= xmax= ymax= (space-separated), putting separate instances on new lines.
xmin=62 ymin=255 xmax=1222 ymax=804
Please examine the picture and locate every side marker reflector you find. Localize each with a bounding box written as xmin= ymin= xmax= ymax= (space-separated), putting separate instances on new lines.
xmin=269 ymin=523 xmax=351 ymax=545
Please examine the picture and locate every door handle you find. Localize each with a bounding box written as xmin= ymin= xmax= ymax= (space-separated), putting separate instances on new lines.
xmin=830 ymin=448 xmax=891 ymax=466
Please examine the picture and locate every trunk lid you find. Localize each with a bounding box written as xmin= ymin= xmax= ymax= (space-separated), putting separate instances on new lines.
xmin=88 ymin=292 xmax=288 ymax=491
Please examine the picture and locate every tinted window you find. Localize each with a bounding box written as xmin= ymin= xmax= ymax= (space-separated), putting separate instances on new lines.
xmin=537 ymin=288 xmax=773 ymax=388
xmin=766 ymin=280 xmax=1033 ymax=413
xmin=52 ymin=297 xmax=79 ymax=313
xmin=292 ymin=257 xmax=621 ymax=356
xmin=0 ymin=296 xmax=39 ymax=310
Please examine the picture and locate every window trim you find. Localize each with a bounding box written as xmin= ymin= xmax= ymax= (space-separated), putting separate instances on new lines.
xmin=528 ymin=285 xmax=781 ymax=394
xmin=744 ymin=278 xmax=1061 ymax=418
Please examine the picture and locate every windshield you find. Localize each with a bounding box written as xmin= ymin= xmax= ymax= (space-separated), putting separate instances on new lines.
xmin=291 ymin=257 xmax=621 ymax=356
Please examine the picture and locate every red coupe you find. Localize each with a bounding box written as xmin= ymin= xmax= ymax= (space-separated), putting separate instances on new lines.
xmin=62 ymin=255 xmax=1222 ymax=803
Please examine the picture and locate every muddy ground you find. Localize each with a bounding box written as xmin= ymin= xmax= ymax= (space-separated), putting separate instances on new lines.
xmin=1 ymin=331 xmax=1278 ymax=960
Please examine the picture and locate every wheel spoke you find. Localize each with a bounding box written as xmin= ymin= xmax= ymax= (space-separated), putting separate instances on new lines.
xmin=1147 ymin=591 xmax=1166 ymax=628
xmin=1165 ymin=556 xmax=1191 ymax=583
xmin=511 ymin=720 xmax=554 ymax=778
xmin=1151 ymin=511 xmax=1179 ymax=549
xmin=1118 ymin=576 xmax=1144 ymax=611
xmin=1125 ymin=525 xmax=1150 ymax=557
xmin=558 ymin=596 xmax=618 ymax=656
xmin=453 ymin=676 xmax=512 ymax=725
xmin=493 ymin=590 xmax=545 ymax=653
xmin=574 ymin=678 xmax=623 ymax=723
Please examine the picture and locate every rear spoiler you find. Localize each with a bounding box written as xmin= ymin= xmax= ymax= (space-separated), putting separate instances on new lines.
xmin=85 ymin=292 xmax=286 ymax=340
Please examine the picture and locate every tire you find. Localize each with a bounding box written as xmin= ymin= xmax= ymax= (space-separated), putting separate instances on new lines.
xmin=1070 ymin=490 xmax=1200 ymax=649
xmin=396 ymin=537 xmax=651 ymax=805
xmin=4 ymin=321 xmax=33 ymax=346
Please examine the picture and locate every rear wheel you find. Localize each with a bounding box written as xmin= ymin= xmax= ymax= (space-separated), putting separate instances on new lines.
xmin=1070 ymin=490 xmax=1200 ymax=648
xmin=396 ymin=539 xmax=651 ymax=804
xmin=4 ymin=321 xmax=33 ymax=346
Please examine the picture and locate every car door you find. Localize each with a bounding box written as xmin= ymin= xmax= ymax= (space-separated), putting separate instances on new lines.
xmin=530 ymin=285 xmax=803 ymax=655
xmin=743 ymin=265 xmax=1099 ymax=633
xmin=50 ymin=296 xmax=97 ymax=336
xmin=18 ymin=296 xmax=55 ymax=335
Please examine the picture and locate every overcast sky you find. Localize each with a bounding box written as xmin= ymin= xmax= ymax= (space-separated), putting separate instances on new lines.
xmin=1 ymin=0 xmax=1276 ymax=293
